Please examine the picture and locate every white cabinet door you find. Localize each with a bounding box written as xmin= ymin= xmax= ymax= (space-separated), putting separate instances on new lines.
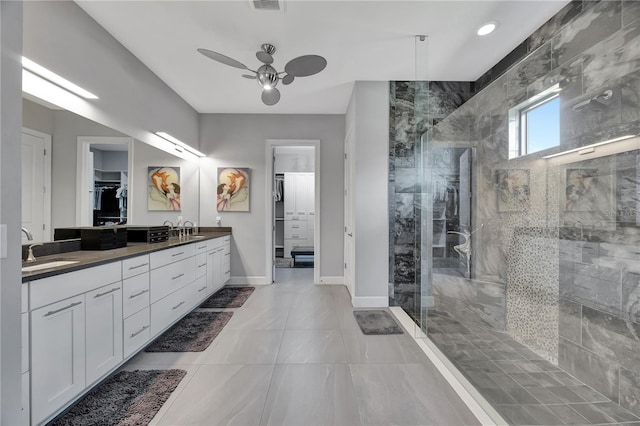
xmin=214 ymin=247 xmax=225 ymax=292
xmin=31 ymin=295 xmax=85 ymax=425
xmin=284 ymin=172 xmax=296 ymax=220
xmin=85 ymin=283 xmax=123 ymax=385
xmin=223 ymin=244 xmax=231 ymax=284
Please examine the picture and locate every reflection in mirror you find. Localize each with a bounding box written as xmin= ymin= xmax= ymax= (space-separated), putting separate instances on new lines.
xmin=22 ymin=97 xmax=201 ymax=245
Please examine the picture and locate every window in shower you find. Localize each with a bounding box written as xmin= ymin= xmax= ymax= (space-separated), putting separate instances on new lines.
xmin=509 ymin=84 xmax=560 ymax=158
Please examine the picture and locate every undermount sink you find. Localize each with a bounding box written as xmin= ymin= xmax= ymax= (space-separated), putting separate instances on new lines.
xmin=22 ymin=260 xmax=80 ymax=272
xmin=189 ymin=235 xmax=207 ymax=239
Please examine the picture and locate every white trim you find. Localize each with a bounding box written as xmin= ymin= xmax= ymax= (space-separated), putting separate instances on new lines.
xmin=265 ymin=139 xmax=321 ymax=285
xmin=76 ymin=136 xmax=134 ymax=226
xmin=319 ymin=276 xmax=344 ymax=285
xmin=22 ymin=127 xmax=52 ymax=241
xmin=351 ymin=296 xmax=388 ymax=308
xmin=389 ymin=307 xmax=507 ymax=426
xmin=228 ymin=276 xmax=270 ymax=285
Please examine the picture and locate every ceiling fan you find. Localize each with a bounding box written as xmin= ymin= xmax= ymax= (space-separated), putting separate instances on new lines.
xmin=197 ymin=43 xmax=327 ymax=106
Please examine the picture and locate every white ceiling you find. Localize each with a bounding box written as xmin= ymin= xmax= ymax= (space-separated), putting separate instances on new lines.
xmin=76 ymin=0 xmax=569 ymax=115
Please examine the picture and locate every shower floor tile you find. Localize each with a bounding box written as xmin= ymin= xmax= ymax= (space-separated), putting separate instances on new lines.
xmin=426 ymin=311 xmax=640 ymax=425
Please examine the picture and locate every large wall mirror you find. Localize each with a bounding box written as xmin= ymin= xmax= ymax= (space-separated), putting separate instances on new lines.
xmin=22 ymin=96 xmax=201 ymax=244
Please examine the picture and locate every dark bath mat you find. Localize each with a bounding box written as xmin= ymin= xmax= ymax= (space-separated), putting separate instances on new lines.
xmin=353 ymin=310 xmax=404 ymax=335
xmin=146 ymin=311 xmax=233 ymax=352
xmin=200 ymin=286 xmax=255 ymax=308
xmin=51 ymin=369 xmax=186 ymax=426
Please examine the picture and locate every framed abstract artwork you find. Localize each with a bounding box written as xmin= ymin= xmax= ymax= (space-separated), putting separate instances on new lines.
xmin=564 ymin=168 xmax=613 ymax=213
xmin=147 ymin=166 xmax=181 ymax=211
xmin=496 ymin=169 xmax=530 ymax=212
xmin=217 ymin=167 xmax=250 ymax=212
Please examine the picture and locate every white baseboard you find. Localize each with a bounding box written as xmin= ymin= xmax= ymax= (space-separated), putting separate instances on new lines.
xmin=389 ymin=307 xmax=507 ymax=426
xmin=351 ymin=296 xmax=388 ymax=308
xmin=228 ymin=276 xmax=269 ymax=285
xmin=319 ymin=276 xmax=343 ymax=285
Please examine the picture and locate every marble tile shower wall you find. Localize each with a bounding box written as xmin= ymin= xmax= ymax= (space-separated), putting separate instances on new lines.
xmin=388 ymin=81 xmax=474 ymax=316
xmin=422 ymin=0 xmax=640 ymax=416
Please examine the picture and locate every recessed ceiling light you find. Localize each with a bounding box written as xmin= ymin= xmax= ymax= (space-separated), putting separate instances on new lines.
xmin=477 ymin=21 xmax=499 ymax=36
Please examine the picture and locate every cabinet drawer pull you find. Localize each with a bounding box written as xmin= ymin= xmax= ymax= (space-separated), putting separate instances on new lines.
xmin=292 ymin=225 xmax=299 ymax=228
xmin=292 ymin=217 xmax=299 ymax=220
xmin=172 ymin=301 xmax=185 ymax=310
xmin=94 ymin=287 xmax=120 ymax=298
xmin=130 ymin=325 xmax=149 ymax=338
xmin=225 ymin=253 xmax=230 ymax=257
xmin=44 ymin=301 xmax=82 ymax=317
xmin=128 ymin=263 xmax=148 ymax=271
xmin=171 ymin=251 xmax=185 ymax=257
xmin=298 ymin=211 xmax=305 ymax=215
xmin=198 ymin=263 xmax=207 ymax=268
xmin=172 ymin=273 xmax=185 ymax=280
xmin=198 ymin=286 xmax=207 ymax=292
xmin=292 ymin=234 xmax=299 ymax=238
xmin=286 ymin=211 xmax=294 ymax=214
xmin=225 ymin=270 xmax=230 ymax=274
xmin=129 ymin=289 xmax=149 ymax=299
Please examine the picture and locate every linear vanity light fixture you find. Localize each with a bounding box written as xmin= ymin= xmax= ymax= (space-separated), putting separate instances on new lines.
xmin=542 ymin=134 xmax=637 ymax=159
xmin=155 ymin=132 xmax=206 ymax=157
xmin=22 ymin=57 xmax=98 ymax=99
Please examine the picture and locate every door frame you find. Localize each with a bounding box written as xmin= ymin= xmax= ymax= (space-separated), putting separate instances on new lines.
xmin=265 ymin=139 xmax=321 ymax=285
xmin=76 ymin=136 xmax=134 ymax=226
xmin=22 ymin=127 xmax=52 ymax=241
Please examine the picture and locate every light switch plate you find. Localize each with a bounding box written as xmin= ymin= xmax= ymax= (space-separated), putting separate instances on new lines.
xmin=0 ymin=224 xmax=6 ymax=258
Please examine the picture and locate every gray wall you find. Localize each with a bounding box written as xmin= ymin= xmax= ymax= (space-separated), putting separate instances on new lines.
xmin=199 ymin=114 xmax=345 ymax=282
xmin=0 ymin=2 xmax=23 ymax=423
xmin=22 ymin=98 xmax=53 ymax=134
xmin=23 ymin=1 xmax=200 ymax=158
xmin=347 ymin=82 xmax=390 ymax=304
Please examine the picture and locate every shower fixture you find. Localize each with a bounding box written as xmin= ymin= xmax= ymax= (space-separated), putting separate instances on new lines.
xmin=571 ymin=89 xmax=613 ymax=112
xmin=448 ymin=223 xmax=484 ymax=278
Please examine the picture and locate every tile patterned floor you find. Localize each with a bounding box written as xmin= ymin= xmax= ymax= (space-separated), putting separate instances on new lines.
xmin=426 ymin=311 xmax=640 ymax=425
xmin=120 ymin=269 xmax=480 ymax=426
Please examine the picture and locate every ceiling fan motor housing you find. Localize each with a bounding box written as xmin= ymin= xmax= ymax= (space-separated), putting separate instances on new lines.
xmin=257 ymin=64 xmax=279 ymax=89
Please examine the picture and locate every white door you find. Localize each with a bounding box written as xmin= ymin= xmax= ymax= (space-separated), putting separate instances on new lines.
xmin=344 ymin=129 xmax=355 ymax=294
xmin=85 ymin=283 xmax=123 ymax=385
xmin=22 ymin=130 xmax=48 ymax=242
xmin=31 ymin=295 xmax=86 ymax=425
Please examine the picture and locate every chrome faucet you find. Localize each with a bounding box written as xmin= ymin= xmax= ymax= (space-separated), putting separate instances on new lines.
xmin=183 ymin=220 xmax=195 ymax=236
xmin=21 ymin=227 xmax=33 ymax=241
xmin=25 ymin=243 xmax=43 ymax=262
xmin=163 ymin=220 xmax=176 ymax=237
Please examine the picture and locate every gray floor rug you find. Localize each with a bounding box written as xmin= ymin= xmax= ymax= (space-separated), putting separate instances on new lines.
xmin=353 ymin=310 xmax=404 ymax=335
xmin=51 ymin=369 xmax=186 ymax=426
xmin=199 ymin=286 xmax=255 ymax=308
xmin=146 ymin=311 xmax=233 ymax=352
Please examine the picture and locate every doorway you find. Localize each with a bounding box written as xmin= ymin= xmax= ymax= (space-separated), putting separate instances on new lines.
xmin=77 ymin=136 xmax=134 ymax=227
xmin=21 ymin=128 xmax=52 ymax=242
xmin=266 ymin=140 xmax=320 ymax=285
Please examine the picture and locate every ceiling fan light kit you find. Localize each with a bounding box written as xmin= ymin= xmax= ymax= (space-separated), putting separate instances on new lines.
xmin=197 ymin=43 xmax=326 ymax=106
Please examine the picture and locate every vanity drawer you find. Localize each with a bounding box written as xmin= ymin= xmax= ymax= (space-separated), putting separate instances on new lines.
xmin=150 ymin=244 xmax=195 ymax=269
xmin=123 ymin=272 xmax=150 ymax=319
xmin=193 ymin=275 xmax=208 ymax=303
xmin=194 ymin=240 xmax=209 ymax=253
xmin=208 ymin=237 xmax=224 ymax=251
xmin=150 ymin=280 xmax=196 ymax=336
xmin=150 ymin=257 xmax=196 ymax=303
xmin=285 ymin=221 xmax=307 ymax=239
xmin=122 ymin=255 xmax=150 ymax=280
xmin=195 ymin=253 xmax=207 ymax=278
xmin=123 ymin=307 xmax=150 ymax=358
xmin=30 ymin=262 xmax=121 ymax=310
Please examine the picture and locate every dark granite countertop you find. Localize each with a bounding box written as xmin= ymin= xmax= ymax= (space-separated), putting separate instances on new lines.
xmin=21 ymin=230 xmax=231 ymax=283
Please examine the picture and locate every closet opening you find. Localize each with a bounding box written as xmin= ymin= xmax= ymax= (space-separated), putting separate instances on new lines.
xmin=266 ymin=140 xmax=320 ymax=285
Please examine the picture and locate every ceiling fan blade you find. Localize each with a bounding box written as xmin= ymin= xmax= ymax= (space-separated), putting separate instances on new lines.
xmin=197 ymin=48 xmax=247 ymax=70
xmin=242 ymin=74 xmax=257 ymax=79
xmin=261 ymin=88 xmax=281 ymax=106
xmin=284 ymin=55 xmax=327 ymax=77
xmin=282 ymin=74 xmax=295 ymax=85
xmin=256 ymin=51 xmax=274 ymax=64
